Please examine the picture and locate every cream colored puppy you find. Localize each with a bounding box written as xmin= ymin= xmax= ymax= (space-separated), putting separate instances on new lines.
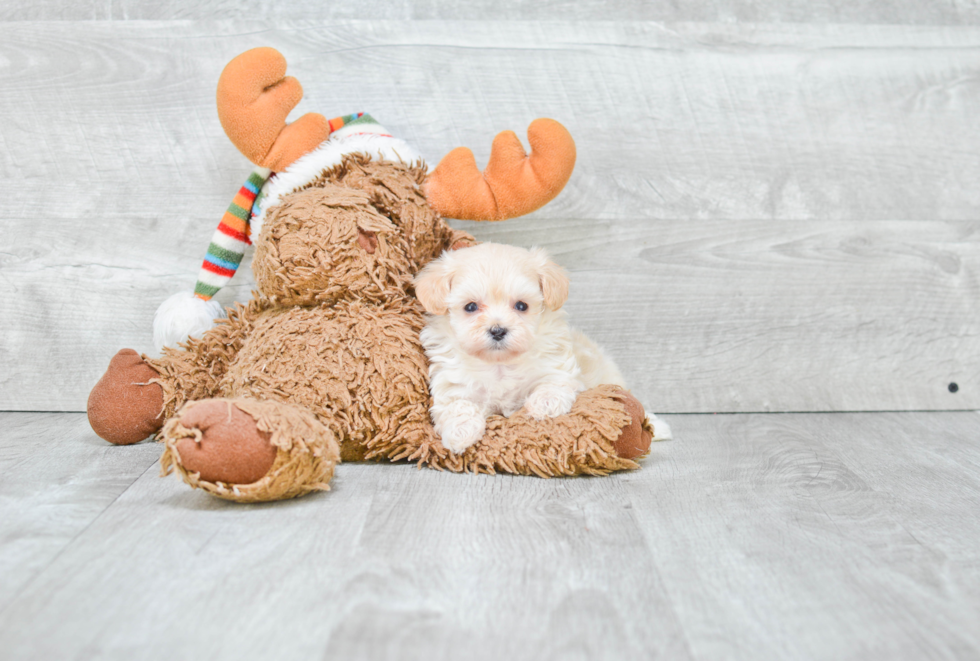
xmin=414 ymin=243 xmax=626 ymax=454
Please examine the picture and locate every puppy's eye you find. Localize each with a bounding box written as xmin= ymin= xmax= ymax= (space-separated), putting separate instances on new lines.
xmin=464 ymin=302 xmax=478 ymax=313
xmin=514 ymin=301 xmax=528 ymax=312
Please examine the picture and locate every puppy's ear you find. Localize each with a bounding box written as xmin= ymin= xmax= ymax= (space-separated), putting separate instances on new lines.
xmin=531 ymin=247 xmax=569 ymax=310
xmin=414 ymin=256 xmax=456 ymax=315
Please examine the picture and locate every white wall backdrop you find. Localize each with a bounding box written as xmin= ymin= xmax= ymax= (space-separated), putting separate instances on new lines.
xmin=1 ymin=15 xmax=978 ymax=412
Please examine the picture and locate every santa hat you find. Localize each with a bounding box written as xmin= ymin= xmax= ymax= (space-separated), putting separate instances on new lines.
xmin=153 ymin=113 xmax=421 ymax=352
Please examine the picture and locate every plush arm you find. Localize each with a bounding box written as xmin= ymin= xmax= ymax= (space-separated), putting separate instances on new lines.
xmin=145 ymin=300 xmax=266 ymax=419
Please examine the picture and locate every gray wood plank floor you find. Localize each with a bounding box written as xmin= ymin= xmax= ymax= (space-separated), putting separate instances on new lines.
xmin=1 ymin=410 xmax=978 ymax=660
xmin=1 ymin=21 xmax=978 ymax=412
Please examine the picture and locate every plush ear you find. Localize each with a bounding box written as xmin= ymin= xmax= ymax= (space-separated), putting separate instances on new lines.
xmin=532 ymin=248 xmax=569 ymax=310
xmin=413 ymin=256 xmax=457 ymax=315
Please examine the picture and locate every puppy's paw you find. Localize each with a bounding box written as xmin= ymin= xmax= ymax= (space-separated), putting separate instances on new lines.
xmin=524 ymin=384 xmax=577 ymax=420
xmin=436 ymin=400 xmax=486 ymax=454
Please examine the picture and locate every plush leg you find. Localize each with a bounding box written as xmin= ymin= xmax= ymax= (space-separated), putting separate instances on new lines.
xmin=380 ymin=384 xmax=657 ymax=477
xmin=144 ymin=300 xmax=268 ymax=419
xmin=470 ymin=385 xmax=656 ymax=476
xmin=87 ymin=349 xmax=165 ymax=445
xmin=170 ymin=401 xmax=278 ymax=484
xmin=611 ymin=391 xmax=654 ymax=459
xmin=159 ymin=398 xmax=341 ymax=503
xmin=88 ymin=304 xmax=264 ymax=445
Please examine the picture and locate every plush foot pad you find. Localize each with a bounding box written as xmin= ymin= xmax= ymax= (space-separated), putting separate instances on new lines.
xmin=612 ymin=392 xmax=653 ymax=459
xmin=160 ymin=398 xmax=341 ymax=502
xmin=173 ymin=400 xmax=277 ymax=485
xmin=87 ymin=349 xmax=165 ymax=445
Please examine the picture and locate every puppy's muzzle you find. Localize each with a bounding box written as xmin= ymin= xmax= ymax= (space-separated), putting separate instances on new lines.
xmin=488 ymin=326 xmax=508 ymax=342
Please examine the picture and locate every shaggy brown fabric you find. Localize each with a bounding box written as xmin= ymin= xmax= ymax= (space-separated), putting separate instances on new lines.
xmin=302 ymin=156 xmax=465 ymax=269
xmin=222 ymin=298 xmax=432 ymax=462
xmin=392 ymin=384 xmax=640 ymax=477
xmin=160 ymin=398 xmax=340 ymax=503
xmin=123 ymin=155 xmax=655 ymax=502
xmin=145 ymin=300 xmax=269 ymax=420
xmin=87 ymin=349 xmax=165 ymax=445
xmin=253 ymin=185 xmax=413 ymax=307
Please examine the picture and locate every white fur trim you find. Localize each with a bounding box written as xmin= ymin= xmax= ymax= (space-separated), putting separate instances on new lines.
xmin=152 ymin=291 xmax=225 ymax=353
xmin=251 ymin=133 xmax=422 ymax=239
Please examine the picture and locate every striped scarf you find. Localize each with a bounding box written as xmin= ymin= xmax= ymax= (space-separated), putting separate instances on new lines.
xmin=193 ymin=167 xmax=270 ymax=300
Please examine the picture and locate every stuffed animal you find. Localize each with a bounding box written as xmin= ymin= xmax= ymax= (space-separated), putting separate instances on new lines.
xmin=86 ymin=47 xmax=659 ymax=503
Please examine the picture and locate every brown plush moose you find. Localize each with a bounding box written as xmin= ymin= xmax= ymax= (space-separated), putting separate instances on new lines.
xmin=86 ymin=47 xmax=656 ymax=502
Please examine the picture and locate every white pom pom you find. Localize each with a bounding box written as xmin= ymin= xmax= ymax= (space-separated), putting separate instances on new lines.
xmin=641 ymin=402 xmax=673 ymax=441
xmin=646 ymin=411 xmax=673 ymax=441
xmin=153 ymin=292 xmax=225 ymax=353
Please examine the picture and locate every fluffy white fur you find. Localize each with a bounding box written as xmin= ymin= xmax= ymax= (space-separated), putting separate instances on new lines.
xmin=152 ymin=291 xmax=225 ymax=353
xmin=415 ymin=243 xmax=628 ymax=454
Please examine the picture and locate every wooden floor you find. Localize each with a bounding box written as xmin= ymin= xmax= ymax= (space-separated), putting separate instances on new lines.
xmin=0 ymin=411 xmax=977 ymax=660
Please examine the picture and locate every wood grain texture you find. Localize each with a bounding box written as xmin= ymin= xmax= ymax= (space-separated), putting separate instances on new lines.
xmin=461 ymin=217 xmax=979 ymax=412
xmin=0 ymin=412 xmax=161 ymax=613
xmin=4 ymin=22 xmax=980 ymax=223
xmin=0 ymin=410 xmax=978 ymax=660
xmin=2 ymin=21 xmax=979 ymax=411
xmin=632 ymin=410 xmax=980 ymax=660
xmin=3 ymin=0 xmax=980 ymax=24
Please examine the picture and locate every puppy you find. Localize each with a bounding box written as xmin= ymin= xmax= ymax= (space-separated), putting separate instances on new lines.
xmin=414 ymin=243 xmax=627 ymax=454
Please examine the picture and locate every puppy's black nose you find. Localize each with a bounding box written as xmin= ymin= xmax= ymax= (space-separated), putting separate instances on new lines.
xmin=489 ymin=326 xmax=508 ymax=341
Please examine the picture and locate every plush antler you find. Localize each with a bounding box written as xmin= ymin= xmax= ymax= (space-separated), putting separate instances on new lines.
xmin=216 ymin=47 xmax=331 ymax=172
xmin=424 ymin=118 xmax=576 ymax=221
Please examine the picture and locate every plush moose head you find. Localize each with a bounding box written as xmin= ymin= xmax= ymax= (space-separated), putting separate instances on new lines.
xmin=153 ymin=47 xmax=578 ymax=350
xmin=253 ymin=166 xmax=432 ymax=307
